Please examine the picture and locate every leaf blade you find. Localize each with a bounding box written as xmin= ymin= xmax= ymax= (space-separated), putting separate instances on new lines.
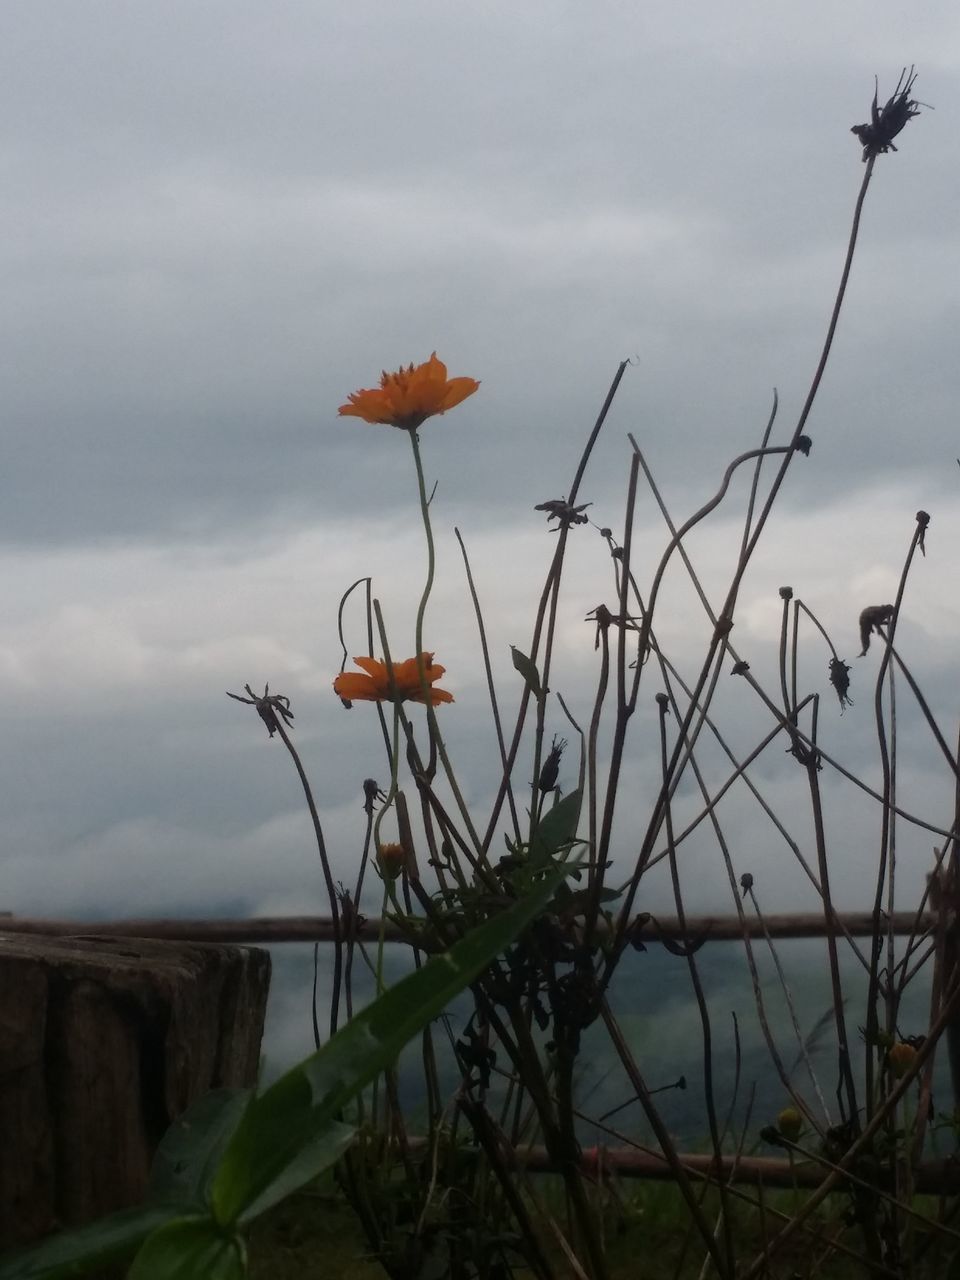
xmin=531 ymin=789 xmax=582 ymax=867
xmin=211 ymin=865 xmax=567 ymax=1225
xmin=0 ymin=1203 xmax=190 ymax=1280
xmin=510 ymin=645 xmax=542 ymax=700
xmin=128 ymin=1216 xmax=246 ymax=1280
xmin=148 ymin=1087 xmax=253 ymax=1207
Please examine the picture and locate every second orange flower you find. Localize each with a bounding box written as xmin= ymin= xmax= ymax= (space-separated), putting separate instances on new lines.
xmin=334 ymin=654 xmax=454 ymax=706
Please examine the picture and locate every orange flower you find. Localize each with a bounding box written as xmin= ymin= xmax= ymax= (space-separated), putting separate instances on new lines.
xmin=333 ymin=654 xmax=454 ymax=706
xmin=338 ymin=352 xmax=479 ymax=430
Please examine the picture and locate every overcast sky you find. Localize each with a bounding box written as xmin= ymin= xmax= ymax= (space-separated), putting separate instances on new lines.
xmin=1 ymin=1 xmax=959 ymax=963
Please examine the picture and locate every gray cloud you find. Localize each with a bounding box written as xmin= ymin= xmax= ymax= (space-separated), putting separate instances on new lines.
xmin=1 ymin=4 xmax=956 ymax=544
xmin=0 ymin=474 xmax=956 ymax=923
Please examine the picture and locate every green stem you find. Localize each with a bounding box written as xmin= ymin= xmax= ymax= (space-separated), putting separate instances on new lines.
xmin=407 ymin=428 xmax=483 ymax=853
xmin=375 ymin=879 xmax=390 ymax=996
xmin=408 ymin=429 xmax=435 ymax=664
xmin=372 ymin=696 xmax=402 ymax=855
xmin=370 ymin=877 xmax=391 ymax=1128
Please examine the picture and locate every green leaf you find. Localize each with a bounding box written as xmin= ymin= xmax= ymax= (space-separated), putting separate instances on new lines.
xmin=148 ymin=1088 xmax=253 ymax=1207
xmin=128 ymin=1216 xmax=245 ymax=1280
xmin=0 ymin=1202 xmax=189 ymax=1280
xmin=237 ymin=1120 xmax=354 ymax=1224
xmin=211 ymin=865 xmax=567 ymax=1226
xmin=556 ymin=887 xmax=621 ymax=917
xmin=531 ymin=788 xmax=581 ymax=867
xmin=510 ymin=646 xmax=542 ymax=699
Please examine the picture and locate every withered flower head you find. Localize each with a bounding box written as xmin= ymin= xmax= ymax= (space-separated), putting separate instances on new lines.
xmin=916 ymin=509 xmax=930 ymax=556
xmin=338 ymin=352 xmax=479 ymax=430
xmin=535 ymin=497 xmax=592 ymax=530
xmin=828 ymin=656 xmax=853 ymax=712
xmin=362 ymin=778 xmax=386 ymax=813
xmin=851 ymin=68 xmax=924 ymax=161
xmin=627 ymin=913 xmax=651 ymax=952
xmin=537 ymin=735 xmax=567 ymax=793
xmin=858 ymin=604 xmax=895 ymax=656
xmin=333 ymin=654 xmax=454 ymax=706
xmin=226 ymin=683 xmax=294 ymax=738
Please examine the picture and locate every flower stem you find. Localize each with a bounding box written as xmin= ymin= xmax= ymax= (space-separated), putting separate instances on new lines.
xmin=408 ymin=429 xmax=435 ymax=664
xmin=375 ymin=878 xmax=390 ymax=996
xmin=272 ymin=717 xmax=342 ymax=1041
xmin=407 ymin=428 xmax=482 ymax=853
xmin=372 ymin=694 xmax=402 ymax=856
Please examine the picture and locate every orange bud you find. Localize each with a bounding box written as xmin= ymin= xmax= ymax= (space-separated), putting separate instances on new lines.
xmin=888 ymin=1042 xmax=918 ymax=1079
xmin=377 ymin=842 xmax=407 ymax=881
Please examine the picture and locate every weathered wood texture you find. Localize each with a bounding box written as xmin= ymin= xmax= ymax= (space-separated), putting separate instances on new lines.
xmin=0 ymin=909 xmax=933 ymax=945
xmin=0 ymin=933 xmax=270 ymax=1250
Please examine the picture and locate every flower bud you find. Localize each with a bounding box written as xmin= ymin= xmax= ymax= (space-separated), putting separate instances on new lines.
xmin=537 ymin=735 xmax=567 ymax=793
xmin=378 ymin=842 xmax=407 ymax=880
xmin=777 ymin=1107 xmax=803 ymax=1142
xmin=888 ymin=1042 xmax=918 ymax=1079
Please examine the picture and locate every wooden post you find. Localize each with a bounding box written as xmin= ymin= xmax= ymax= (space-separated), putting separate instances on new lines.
xmin=0 ymin=933 xmax=271 ymax=1250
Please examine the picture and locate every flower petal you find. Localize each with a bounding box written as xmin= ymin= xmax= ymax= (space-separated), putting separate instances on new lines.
xmin=333 ymin=672 xmax=381 ymax=701
xmin=352 ymin=656 xmax=388 ymax=679
xmin=415 ymin=686 xmax=454 ymax=705
xmin=440 ymin=377 xmax=480 ymax=413
xmin=338 ymin=390 xmax=400 ymax=424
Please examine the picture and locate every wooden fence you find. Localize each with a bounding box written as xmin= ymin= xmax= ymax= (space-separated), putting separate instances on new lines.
xmin=2 ymin=908 xmax=953 ymax=1195
xmin=0 ymin=909 xmax=933 ymax=944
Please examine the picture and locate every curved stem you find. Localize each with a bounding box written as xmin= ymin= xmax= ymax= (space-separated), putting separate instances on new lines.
xmin=735 ymin=157 xmax=876 ymax=579
xmin=407 ymin=429 xmax=482 ymax=851
xmin=370 ymin=600 xmax=403 ymax=846
xmin=610 ymin=160 xmax=881 ymax=964
xmin=455 ymin=527 xmax=521 ymax=844
xmin=272 ymin=718 xmax=342 ymax=1040
xmin=482 ymin=361 xmax=629 ymax=854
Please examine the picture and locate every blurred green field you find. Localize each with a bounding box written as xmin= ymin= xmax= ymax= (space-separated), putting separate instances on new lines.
xmin=248 ymin=1178 xmax=950 ymax=1278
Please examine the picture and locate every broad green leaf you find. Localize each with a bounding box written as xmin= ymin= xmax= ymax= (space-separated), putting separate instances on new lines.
xmin=237 ymin=1120 xmax=354 ymax=1223
xmin=0 ymin=1202 xmax=189 ymax=1280
xmin=531 ymin=788 xmax=581 ymax=866
xmin=211 ymin=865 xmax=567 ymax=1225
xmin=510 ymin=645 xmax=542 ymax=699
xmin=128 ymin=1216 xmax=245 ymax=1280
xmin=148 ymin=1087 xmax=253 ymax=1206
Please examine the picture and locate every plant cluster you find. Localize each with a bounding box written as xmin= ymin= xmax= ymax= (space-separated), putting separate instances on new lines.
xmin=4 ymin=68 xmax=954 ymax=1280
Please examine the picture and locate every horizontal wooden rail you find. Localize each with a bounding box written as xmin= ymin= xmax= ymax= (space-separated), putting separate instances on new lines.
xmin=402 ymin=1140 xmax=960 ymax=1193
xmin=0 ymin=910 xmax=932 ymax=945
